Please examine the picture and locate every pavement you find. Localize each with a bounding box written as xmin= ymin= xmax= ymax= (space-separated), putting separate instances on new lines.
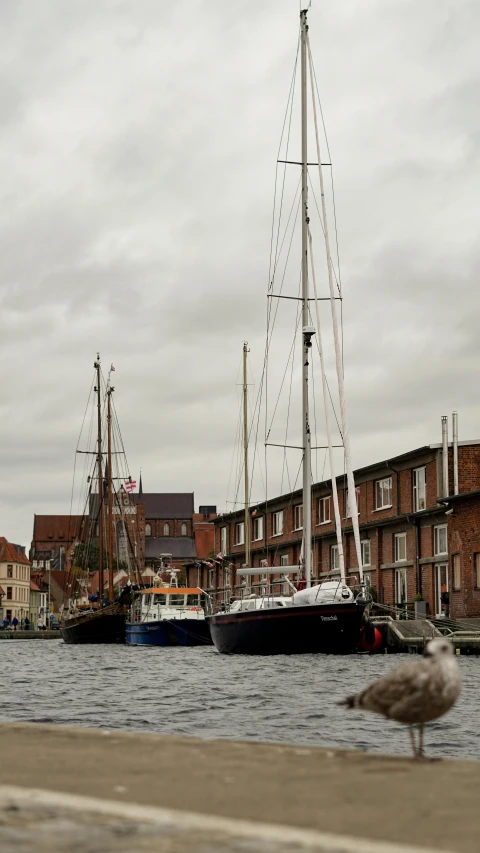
xmin=1 ymin=722 xmax=479 ymax=852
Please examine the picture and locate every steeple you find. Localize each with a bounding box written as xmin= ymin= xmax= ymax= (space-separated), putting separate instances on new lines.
xmin=139 ymin=471 xmax=143 ymax=496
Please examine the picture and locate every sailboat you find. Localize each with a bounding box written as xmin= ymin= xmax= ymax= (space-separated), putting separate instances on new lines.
xmin=60 ymin=357 xmax=137 ymax=644
xmin=207 ymin=9 xmax=371 ymax=655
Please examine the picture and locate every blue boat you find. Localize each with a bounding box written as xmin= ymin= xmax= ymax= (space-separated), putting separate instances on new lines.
xmin=126 ymin=587 xmax=212 ymax=647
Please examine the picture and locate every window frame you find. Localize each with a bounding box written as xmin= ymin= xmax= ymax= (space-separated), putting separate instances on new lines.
xmin=280 ymin=554 xmax=289 ymax=567
xmin=272 ymin=510 xmax=284 ymax=537
xmin=475 ymin=553 xmax=480 ymax=589
xmin=234 ymin=522 xmax=245 ymax=546
xmin=252 ymin=516 xmax=264 ymax=542
xmin=318 ymin=496 xmax=331 ymax=525
xmin=361 ymin=539 xmax=371 ymax=567
xmin=331 ymin=545 xmax=339 ymax=572
xmin=293 ymin=504 xmax=303 ymax=531
xmin=413 ymin=466 xmax=427 ymax=512
xmin=220 ymin=526 xmax=227 ymax=555
xmin=394 ymin=532 xmax=407 ymax=563
xmin=452 ymin=553 xmax=461 ymax=591
xmin=434 ymin=524 xmax=448 ymax=556
xmin=375 ymin=477 xmax=392 ymax=510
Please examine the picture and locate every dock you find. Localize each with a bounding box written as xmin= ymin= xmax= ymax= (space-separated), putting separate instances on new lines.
xmin=1 ymin=721 xmax=479 ymax=852
xmin=372 ymin=613 xmax=480 ymax=654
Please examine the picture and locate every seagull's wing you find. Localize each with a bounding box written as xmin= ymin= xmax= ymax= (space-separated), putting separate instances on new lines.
xmin=355 ymin=659 xmax=431 ymax=722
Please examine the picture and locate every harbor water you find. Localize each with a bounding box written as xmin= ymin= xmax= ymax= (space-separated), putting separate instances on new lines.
xmin=2 ymin=640 xmax=478 ymax=760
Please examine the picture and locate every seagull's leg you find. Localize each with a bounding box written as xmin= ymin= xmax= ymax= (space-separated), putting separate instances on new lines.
xmin=418 ymin=724 xmax=424 ymax=759
xmin=409 ymin=727 xmax=418 ymax=758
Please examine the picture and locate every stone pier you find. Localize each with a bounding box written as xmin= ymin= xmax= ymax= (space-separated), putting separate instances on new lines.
xmin=0 ymin=722 xmax=478 ymax=852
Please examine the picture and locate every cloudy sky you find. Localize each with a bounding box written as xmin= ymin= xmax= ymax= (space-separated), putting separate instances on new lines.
xmin=1 ymin=0 xmax=478 ymax=548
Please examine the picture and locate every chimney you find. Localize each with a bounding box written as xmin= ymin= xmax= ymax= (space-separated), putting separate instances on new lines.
xmin=452 ymin=411 xmax=459 ymax=495
xmin=441 ymin=415 xmax=449 ymax=498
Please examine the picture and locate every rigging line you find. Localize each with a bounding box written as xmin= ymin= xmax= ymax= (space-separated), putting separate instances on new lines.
xmin=69 ymin=375 xmax=95 ymax=542
xmin=264 ymin=195 xmax=302 ymax=414
xmin=266 ymin=303 xmax=302 ymax=445
xmin=270 ymin=174 xmax=302 ymax=298
xmin=269 ymin=31 xmax=300 ymax=292
xmin=309 ymin=50 xmax=343 ymax=297
xmin=308 ymin=44 xmax=345 ymax=368
xmin=308 ymin=307 xmax=319 ymax=485
xmin=225 ymin=393 xmax=244 ymax=512
xmin=271 ymin=454 xmax=303 ymax=565
xmin=307 ymin=33 xmax=363 ymax=581
xmin=307 ymin=173 xmax=342 ymax=295
xmin=280 ymin=268 xmax=302 ymax=496
xmin=308 ymin=225 xmax=346 ymax=584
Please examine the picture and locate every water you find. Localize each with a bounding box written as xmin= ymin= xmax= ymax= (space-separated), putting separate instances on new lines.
xmin=1 ymin=641 xmax=478 ymax=760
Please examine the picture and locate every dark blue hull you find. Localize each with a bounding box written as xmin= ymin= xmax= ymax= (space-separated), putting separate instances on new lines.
xmin=208 ymin=601 xmax=365 ymax=655
xmin=126 ymin=619 xmax=212 ymax=647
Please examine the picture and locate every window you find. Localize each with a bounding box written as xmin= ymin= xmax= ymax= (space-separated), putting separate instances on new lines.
xmin=452 ymin=554 xmax=461 ymax=590
xmin=434 ymin=525 xmax=448 ymax=556
xmin=7 ymin=565 xmax=13 ymax=578
xmin=272 ymin=511 xmax=283 ymax=536
xmin=253 ymin=516 xmax=264 ymax=541
xmin=6 ymin=587 xmax=12 ymax=600
xmin=281 ymin=555 xmax=289 ymax=567
xmin=163 ymin=523 xmax=170 ymax=536
xmin=413 ymin=467 xmax=426 ymax=512
xmin=331 ymin=545 xmax=339 ymax=572
xmin=260 ymin=559 xmax=268 ymax=568
xmin=181 ymin=523 xmax=188 ymax=536
xmin=145 ymin=523 xmax=151 ymax=537
xmin=208 ymin=567 xmax=215 ymax=587
xmin=395 ymin=568 xmax=407 ymax=606
xmin=395 ymin=533 xmax=407 ymax=563
xmin=224 ymin=566 xmax=231 ymax=587
xmin=235 ymin=522 xmax=245 ymax=545
xmin=475 ymin=553 xmax=480 ymax=589
xmin=294 ymin=505 xmax=303 ymax=530
xmin=361 ymin=540 xmax=371 ymax=567
xmin=318 ymin=496 xmax=331 ymax=524
xmin=375 ymin=477 xmax=392 ymax=509
xmin=220 ymin=527 xmax=227 ymax=555
xmin=364 ymin=572 xmax=372 ymax=590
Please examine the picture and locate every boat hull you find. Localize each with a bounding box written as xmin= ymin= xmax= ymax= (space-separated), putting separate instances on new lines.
xmin=208 ymin=601 xmax=365 ymax=655
xmin=61 ymin=608 xmax=126 ymax=645
xmin=126 ymin=619 xmax=212 ymax=647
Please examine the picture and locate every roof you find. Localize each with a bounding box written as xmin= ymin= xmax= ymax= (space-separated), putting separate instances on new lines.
xmin=134 ymin=493 xmax=194 ymax=519
xmin=0 ymin=538 xmax=31 ymax=566
xmin=140 ymin=587 xmax=203 ymax=595
xmin=0 ymin=586 xmax=5 ymax=596
xmin=30 ymin=581 xmax=41 ymax=592
xmin=145 ymin=536 xmax=196 ymax=560
xmin=32 ymin=515 xmax=85 ymax=543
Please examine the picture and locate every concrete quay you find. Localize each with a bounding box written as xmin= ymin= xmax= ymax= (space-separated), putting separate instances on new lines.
xmin=1 ymin=722 xmax=479 ymax=852
xmin=0 ymin=629 xmax=61 ymax=640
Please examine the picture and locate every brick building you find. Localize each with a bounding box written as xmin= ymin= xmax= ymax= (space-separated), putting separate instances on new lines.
xmin=197 ymin=423 xmax=480 ymax=620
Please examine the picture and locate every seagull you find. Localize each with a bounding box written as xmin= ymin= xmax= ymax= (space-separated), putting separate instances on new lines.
xmin=338 ymin=637 xmax=461 ymax=759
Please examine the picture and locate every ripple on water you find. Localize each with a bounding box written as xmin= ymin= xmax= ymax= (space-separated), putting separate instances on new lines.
xmin=0 ymin=641 xmax=478 ymax=759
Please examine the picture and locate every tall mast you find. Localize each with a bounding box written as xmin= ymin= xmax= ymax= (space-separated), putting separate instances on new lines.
xmin=107 ymin=386 xmax=114 ymax=601
xmin=243 ymin=342 xmax=250 ymax=567
xmin=95 ymin=355 xmax=104 ymax=599
xmin=301 ymin=8 xmax=312 ymax=588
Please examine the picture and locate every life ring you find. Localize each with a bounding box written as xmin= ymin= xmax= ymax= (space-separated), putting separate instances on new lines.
xmin=359 ymin=621 xmax=383 ymax=652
